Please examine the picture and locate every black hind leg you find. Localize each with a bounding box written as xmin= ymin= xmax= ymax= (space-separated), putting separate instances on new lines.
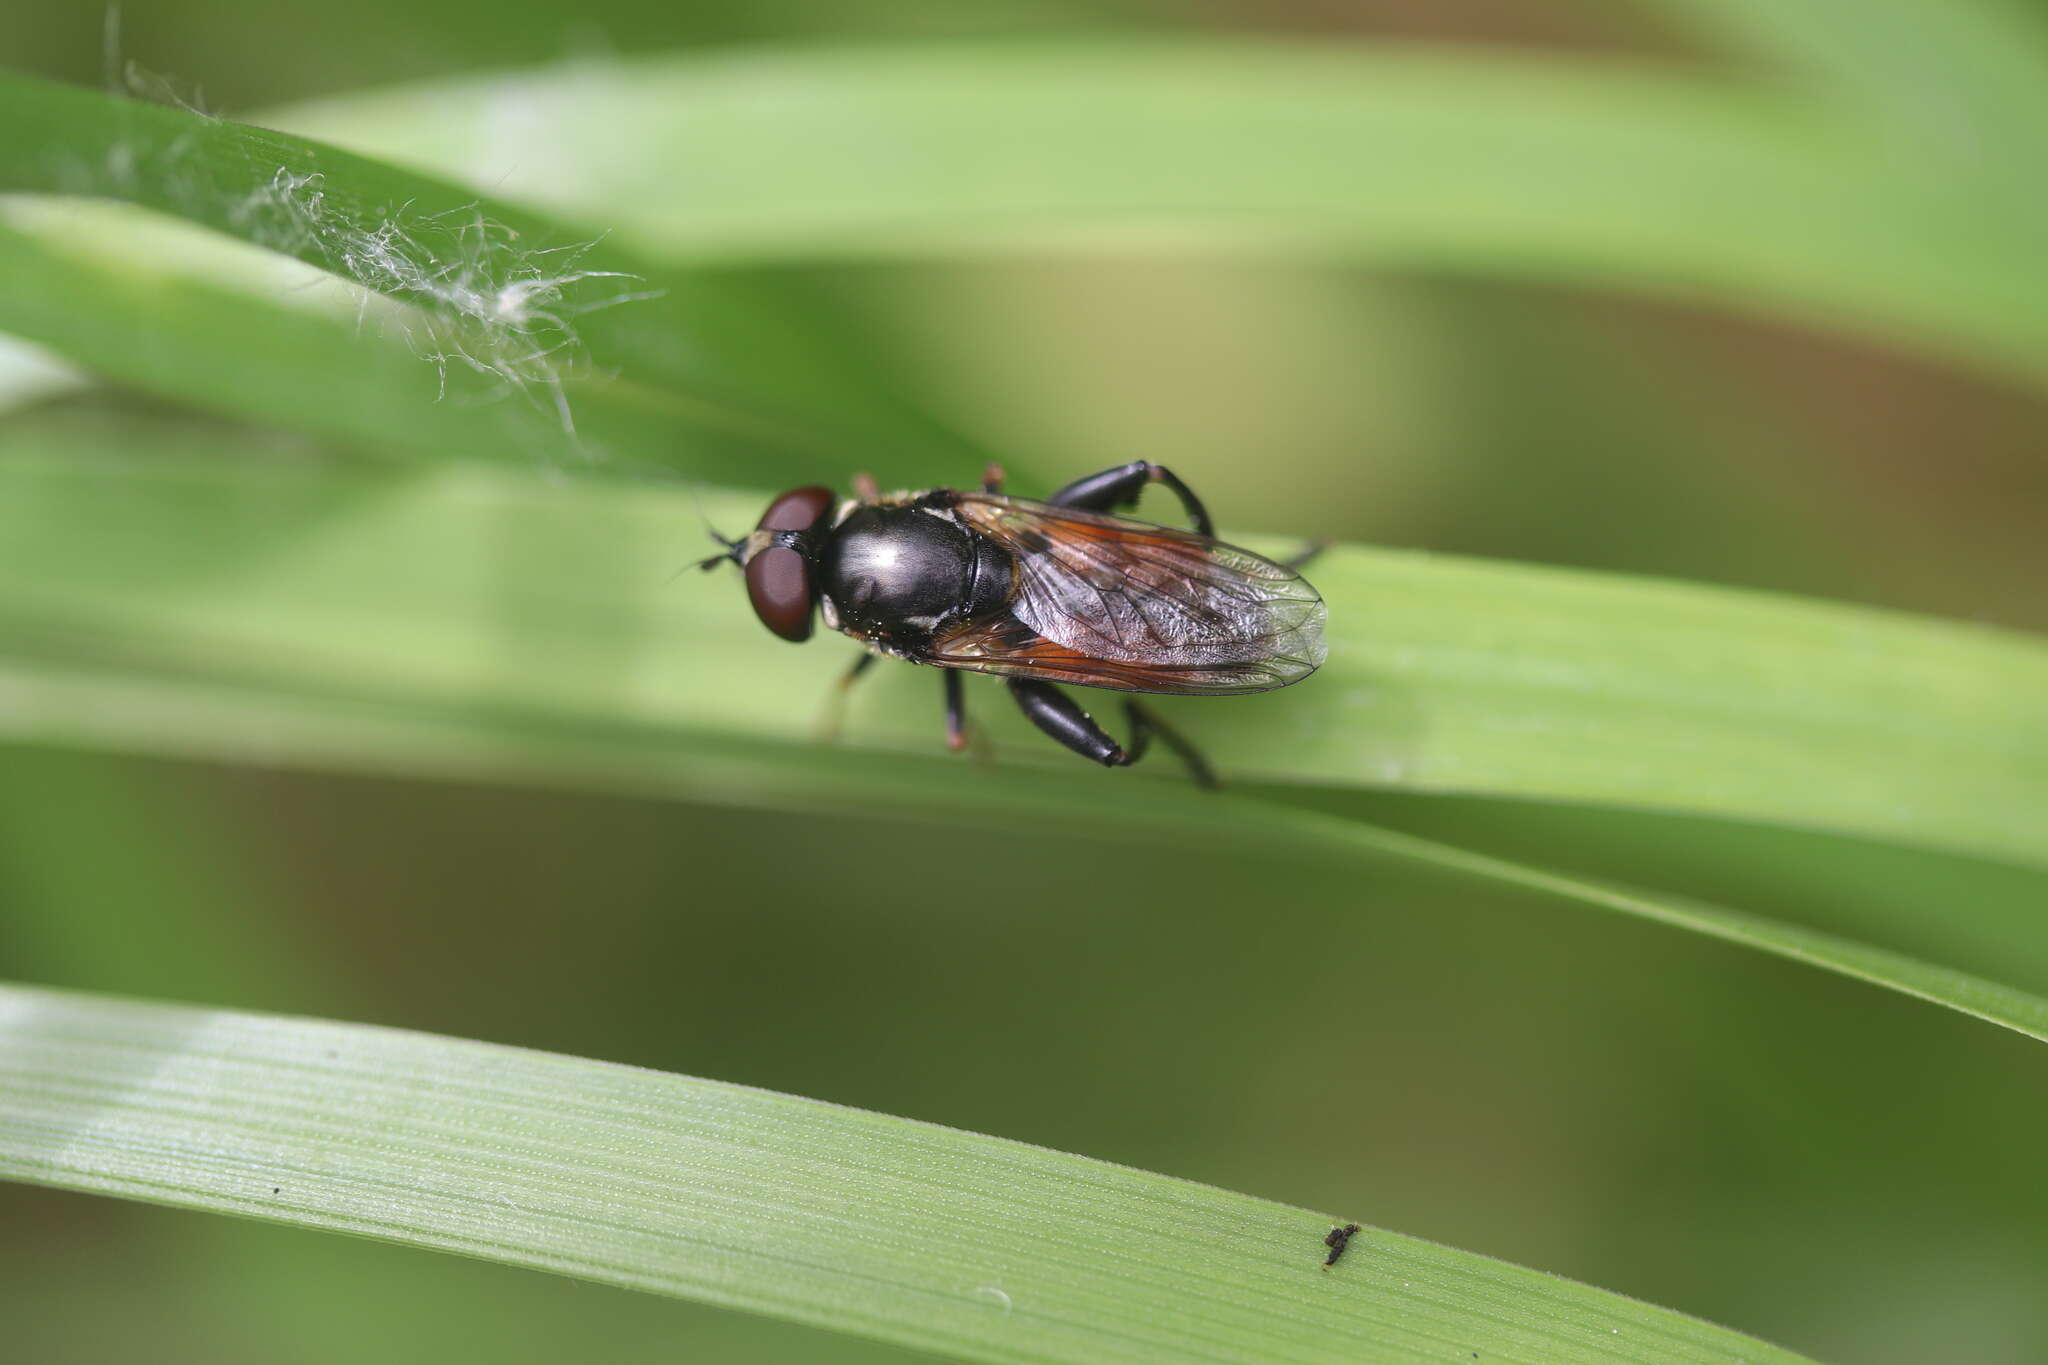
xmin=816 ymin=651 xmax=879 ymax=742
xmin=1045 ymin=461 xmax=1214 ymax=539
xmin=942 ymin=669 xmax=969 ymax=751
xmin=1280 ymin=539 xmax=1328 ymax=571
xmin=1005 ymin=677 xmax=1218 ymax=789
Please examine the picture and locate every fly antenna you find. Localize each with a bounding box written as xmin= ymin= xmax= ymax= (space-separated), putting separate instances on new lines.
xmin=693 ymin=528 xmax=745 ymax=574
xmin=674 ymin=480 xmax=740 ymax=571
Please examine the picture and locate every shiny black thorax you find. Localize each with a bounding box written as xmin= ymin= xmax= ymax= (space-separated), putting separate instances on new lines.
xmin=819 ymin=499 xmax=1015 ymax=648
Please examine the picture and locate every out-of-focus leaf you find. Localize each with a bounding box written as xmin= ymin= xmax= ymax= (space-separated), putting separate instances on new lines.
xmin=1642 ymin=0 xmax=2048 ymax=148
xmin=272 ymin=44 xmax=2048 ymax=388
xmin=0 ymin=334 xmax=76 ymax=413
xmin=0 ymin=749 xmax=313 ymax=1010
xmin=0 ymin=71 xmax=980 ymax=483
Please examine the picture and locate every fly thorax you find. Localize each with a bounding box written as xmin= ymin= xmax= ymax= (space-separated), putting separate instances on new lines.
xmin=821 ymin=506 xmax=974 ymax=639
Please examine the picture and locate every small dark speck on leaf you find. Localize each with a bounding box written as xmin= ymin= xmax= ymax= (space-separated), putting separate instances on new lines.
xmin=272 ymin=1187 xmax=281 ymax=1194
xmin=1321 ymin=1222 xmax=1361 ymax=1270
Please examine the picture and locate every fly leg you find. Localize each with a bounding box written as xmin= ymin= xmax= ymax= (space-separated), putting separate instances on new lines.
xmin=942 ymin=670 xmax=998 ymax=762
xmin=1127 ymin=699 xmax=1218 ymax=789
xmin=1005 ymin=678 xmax=1218 ymax=789
xmin=1281 ymin=538 xmax=1329 ymax=571
xmin=1044 ymin=461 xmax=1214 ymax=538
xmin=982 ymin=463 xmax=1006 ymax=495
xmin=817 ymin=651 xmax=879 ymax=742
xmin=943 ymin=670 xmax=968 ymax=752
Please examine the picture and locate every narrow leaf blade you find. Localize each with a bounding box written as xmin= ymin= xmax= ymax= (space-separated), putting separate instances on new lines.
xmin=0 ymin=984 xmax=1816 ymax=1364
xmin=0 ymin=444 xmax=2038 ymax=872
xmin=272 ymin=45 xmax=2048 ymax=389
xmin=0 ymin=71 xmax=980 ymax=481
xmin=2 ymin=429 xmax=2048 ymax=1049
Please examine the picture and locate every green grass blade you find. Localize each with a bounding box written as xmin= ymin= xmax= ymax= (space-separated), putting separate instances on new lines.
xmin=6 ymin=652 xmax=2048 ymax=1049
xmin=1642 ymin=0 xmax=2048 ymax=144
xmin=2 ymin=433 xmax=2047 ymax=1047
xmin=1261 ymin=550 xmax=2048 ymax=872
xmin=0 ymin=333 xmax=76 ymax=413
xmin=271 ymin=44 xmax=2048 ymax=389
xmin=0 ymin=983 xmax=1816 ymax=1364
xmin=0 ymin=71 xmax=978 ymax=481
xmin=0 ymin=219 xmax=574 ymax=470
xmin=1321 ymin=790 xmax=2048 ymax=1009
xmin=0 ymin=439 xmax=2038 ymax=871
xmin=0 ymin=219 xmax=825 ymax=485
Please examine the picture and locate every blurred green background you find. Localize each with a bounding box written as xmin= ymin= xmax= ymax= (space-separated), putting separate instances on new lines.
xmin=5 ymin=2 xmax=2048 ymax=1362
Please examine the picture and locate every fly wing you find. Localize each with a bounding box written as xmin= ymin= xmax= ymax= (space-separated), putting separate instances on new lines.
xmin=927 ymin=495 xmax=1326 ymax=695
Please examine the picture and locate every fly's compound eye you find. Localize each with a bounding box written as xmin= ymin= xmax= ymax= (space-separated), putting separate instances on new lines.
xmin=745 ymin=485 xmax=836 ymax=642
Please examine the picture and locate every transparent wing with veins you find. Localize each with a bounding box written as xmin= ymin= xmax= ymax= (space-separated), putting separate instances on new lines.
xmin=926 ymin=494 xmax=1326 ymax=695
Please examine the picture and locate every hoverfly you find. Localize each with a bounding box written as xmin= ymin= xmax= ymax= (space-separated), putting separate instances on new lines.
xmin=699 ymin=460 xmax=1326 ymax=785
